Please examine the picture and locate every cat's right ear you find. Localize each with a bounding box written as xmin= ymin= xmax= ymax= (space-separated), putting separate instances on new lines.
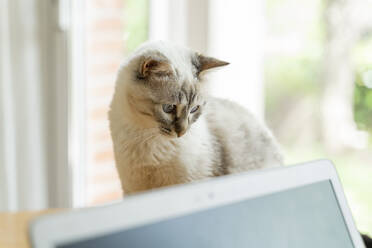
xmin=197 ymin=54 xmax=229 ymax=73
xmin=138 ymin=58 xmax=173 ymax=79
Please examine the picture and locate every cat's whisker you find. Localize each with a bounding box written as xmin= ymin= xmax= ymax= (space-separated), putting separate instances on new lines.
xmin=131 ymin=135 xmax=154 ymax=144
xmin=141 ymin=135 xmax=156 ymax=145
xmin=139 ymin=133 xmax=153 ymax=142
xmin=160 ymin=127 xmax=171 ymax=134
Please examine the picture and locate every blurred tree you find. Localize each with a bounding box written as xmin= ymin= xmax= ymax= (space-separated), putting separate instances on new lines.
xmin=264 ymin=0 xmax=372 ymax=235
xmin=322 ymin=0 xmax=372 ymax=150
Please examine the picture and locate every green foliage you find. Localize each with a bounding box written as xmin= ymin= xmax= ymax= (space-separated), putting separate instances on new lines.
xmin=352 ymin=34 xmax=372 ymax=134
xmin=264 ymin=55 xmax=322 ymax=123
xmin=265 ymin=56 xmax=321 ymax=100
xmin=353 ymin=35 xmax=372 ymax=134
xmin=265 ymin=0 xmax=372 ymax=136
xmin=264 ymin=0 xmax=324 ymax=118
xmin=123 ymin=0 xmax=148 ymax=53
xmin=265 ymin=0 xmax=372 ymax=235
xmin=354 ymin=83 xmax=372 ymax=132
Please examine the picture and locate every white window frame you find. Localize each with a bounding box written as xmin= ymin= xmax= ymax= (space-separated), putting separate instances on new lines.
xmin=149 ymin=0 xmax=208 ymax=53
xmin=69 ymin=0 xmax=87 ymax=208
xmin=41 ymin=0 xmax=72 ymax=208
xmin=45 ymin=0 xmax=87 ymax=208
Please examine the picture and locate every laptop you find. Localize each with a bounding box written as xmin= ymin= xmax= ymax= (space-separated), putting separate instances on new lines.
xmin=29 ymin=160 xmax=366 ymax=248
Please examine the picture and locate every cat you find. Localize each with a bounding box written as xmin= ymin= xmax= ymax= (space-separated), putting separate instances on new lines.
xmin=109 ymin=41 xmax=283 ymax=194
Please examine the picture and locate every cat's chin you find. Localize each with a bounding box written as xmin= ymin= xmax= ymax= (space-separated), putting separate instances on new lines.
xmin=160 ymin=132 xmax=178 ymax=139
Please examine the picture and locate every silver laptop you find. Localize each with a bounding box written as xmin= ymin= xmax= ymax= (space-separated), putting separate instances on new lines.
xmin=29 ymin=160 xmax=366 ymax=248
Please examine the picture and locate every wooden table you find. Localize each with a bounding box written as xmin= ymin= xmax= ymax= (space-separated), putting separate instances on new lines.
xmin=0 ymin=210 xmax=63 ymax=248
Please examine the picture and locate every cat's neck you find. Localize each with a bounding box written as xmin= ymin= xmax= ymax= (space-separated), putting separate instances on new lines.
xmin=119 ymin=122 xmax=176 ymax=145
xmin=115 ymin=122 xmax=180 ymax=166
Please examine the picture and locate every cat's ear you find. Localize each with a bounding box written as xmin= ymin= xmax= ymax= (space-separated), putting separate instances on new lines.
xmin=196 ymin=54 xmax=229 ymax=74
xmin=139 ymin=58 xmax=173 ymax=79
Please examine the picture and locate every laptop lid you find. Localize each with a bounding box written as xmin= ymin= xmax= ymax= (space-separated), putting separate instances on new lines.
xmin=29 ymin=160 xmax=366 ymax=248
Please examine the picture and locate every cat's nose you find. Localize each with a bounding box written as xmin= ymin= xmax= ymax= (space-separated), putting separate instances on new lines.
xmin=177 ymin=129 xmax=187 ymax=137
xmin=175 ymin=122 xmax=187 ymax=137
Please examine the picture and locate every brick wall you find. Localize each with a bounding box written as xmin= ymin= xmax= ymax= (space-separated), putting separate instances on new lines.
xmin=86 ymin=0 xmax=124 ymax=205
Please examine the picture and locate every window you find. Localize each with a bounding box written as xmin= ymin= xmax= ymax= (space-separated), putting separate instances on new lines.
xmin=264 ymin=0 xmax=372 ymax=236
xmin=81 ymin=0 xmax=264 ymax=206
xmin=69 ymin=0 xmax=371 ymax=236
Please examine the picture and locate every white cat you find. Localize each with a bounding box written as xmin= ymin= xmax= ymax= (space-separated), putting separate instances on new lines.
xmin=109 ymin=41 xmax=283 ymax=194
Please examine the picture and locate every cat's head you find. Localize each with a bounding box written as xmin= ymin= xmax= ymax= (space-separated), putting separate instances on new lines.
xmin=112 ymin=41 xmax=228 ymax=138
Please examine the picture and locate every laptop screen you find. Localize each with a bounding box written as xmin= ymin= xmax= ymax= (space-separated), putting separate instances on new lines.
xmin=58 ymin=180 xmax=354 ymax=248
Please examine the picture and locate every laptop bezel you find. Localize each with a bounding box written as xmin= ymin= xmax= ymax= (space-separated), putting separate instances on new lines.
xmin=29 ymin=160 xmax=366 ymax=248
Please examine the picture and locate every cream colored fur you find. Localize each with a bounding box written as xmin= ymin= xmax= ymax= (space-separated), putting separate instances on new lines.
xmin=109 ymin=41 xmax=283 ymax=194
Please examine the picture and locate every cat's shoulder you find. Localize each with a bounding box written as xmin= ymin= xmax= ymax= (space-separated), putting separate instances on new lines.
xmin=204 ymin=97 xmax=265 ymax=132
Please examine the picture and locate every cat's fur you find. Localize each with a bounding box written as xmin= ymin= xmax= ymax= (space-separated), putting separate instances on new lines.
xmin=109 ymin=41 xmax=283 ymax=194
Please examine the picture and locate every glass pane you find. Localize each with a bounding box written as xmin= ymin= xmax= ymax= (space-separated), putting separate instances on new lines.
xmin=264 ymin=0 xmax=372 ymax=235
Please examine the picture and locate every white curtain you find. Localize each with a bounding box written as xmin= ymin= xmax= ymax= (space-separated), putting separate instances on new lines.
xmin=0 ymin=0 xmax=52 ymax=211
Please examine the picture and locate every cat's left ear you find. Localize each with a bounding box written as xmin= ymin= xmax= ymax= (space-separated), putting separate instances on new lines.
xmin=195 ymin=54 xmax=229 ymax=75
xmin=139 ymin=57 xmax=173 ymax=79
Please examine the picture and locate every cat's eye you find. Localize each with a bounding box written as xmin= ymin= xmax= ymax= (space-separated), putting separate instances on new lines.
xmin=190 ymin=105 xmax=199 ymax=113
xmin=162 ymin=104 xmax=176 ymax=113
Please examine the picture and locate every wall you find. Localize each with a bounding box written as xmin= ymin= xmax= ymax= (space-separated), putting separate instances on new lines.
xmin=86 ymin=0 xmax=124 ymax=205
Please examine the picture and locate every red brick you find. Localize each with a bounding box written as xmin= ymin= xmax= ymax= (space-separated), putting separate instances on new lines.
xmin=90 ymin=85 xmax=115 ymax=98
xmin=88 ymin=62 xmax=121 ymax=75
xmin=93 ymin=170 xmax=120 ymax=184
xmin=90 ymin=0 xmax=123 ymax=9
xmin=94 ymin=149 xmax=114 ymax=163
xmin=89 ymin=40 xmax=124 ymax=53
xmin=90 ymin=190 xmax=123 ymax=205
xmin=86 ymin=0 xmax=125 ymax=206
xmin=92 ymin=18 xmax=123 ymax=31
xmin=93 ymin=130 xmax=112 ymax=142
xmin=90 ymin=106 xmax=109 ymax=120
